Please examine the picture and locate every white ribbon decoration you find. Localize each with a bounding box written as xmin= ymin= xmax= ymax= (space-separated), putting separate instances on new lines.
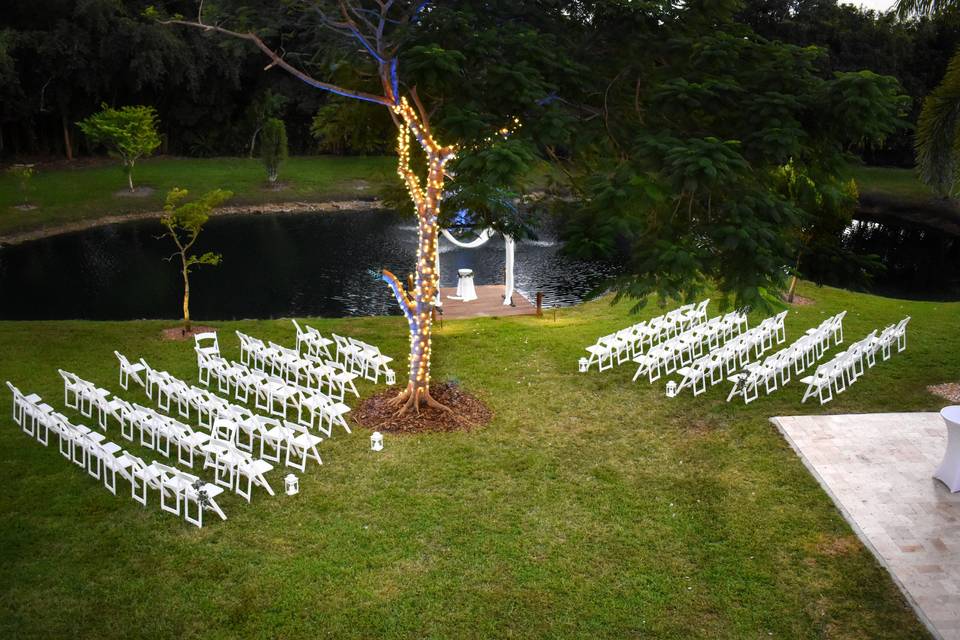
xmin=440 ymin=227 xmax=495 ymax=248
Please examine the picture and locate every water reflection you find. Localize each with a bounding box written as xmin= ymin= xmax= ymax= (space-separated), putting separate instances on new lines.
xmin=0 ymin=209 xmax=619 ymax=320
xmin=840 ymin=218 xmax=960 ymax=300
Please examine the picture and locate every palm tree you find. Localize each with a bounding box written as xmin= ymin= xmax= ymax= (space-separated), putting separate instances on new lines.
xmin=895 ymin=0 xmax=960 ymax=196
xmin=895 ymin=0 xmax=954 ymax=16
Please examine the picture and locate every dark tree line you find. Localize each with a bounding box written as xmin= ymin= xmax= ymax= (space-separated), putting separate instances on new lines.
xmin=0 ymin=0 xmax=956 ymax=163
xmin=738 ymin=0 xmax=960 ymax=166
xmin=0 ymin=0 xmax=323 ymax=158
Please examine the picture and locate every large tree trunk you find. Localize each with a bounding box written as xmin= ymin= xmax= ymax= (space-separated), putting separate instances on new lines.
xmin=786 ymin=245 xmax=804 ymax=303
xmin=380 ymin=102 xmax=455 ymax=415
xmin=61 ymin=113 xmax=73 ymax=161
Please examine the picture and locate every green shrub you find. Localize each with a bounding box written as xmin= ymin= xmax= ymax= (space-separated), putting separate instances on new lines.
xmin=77 ymin=104 xmax=161 ymax=191
xmin=7 ymin=163 xmax=35 ymax=205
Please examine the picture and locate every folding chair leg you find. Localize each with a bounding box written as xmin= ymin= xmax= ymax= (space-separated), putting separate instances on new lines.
xmin=131 ymin=477 xmax=148 ymax=506
xmin=104 ymin=466 xmax=117 ymax=495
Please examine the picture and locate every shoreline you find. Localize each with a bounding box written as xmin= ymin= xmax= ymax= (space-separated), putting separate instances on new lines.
xmin=856 ymin=191 xmax=960 ymax=236
xmin=0 ymin=199 xmax=386 ymax=246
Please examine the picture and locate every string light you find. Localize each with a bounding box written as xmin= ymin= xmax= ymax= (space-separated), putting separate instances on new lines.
xmin=388 ymin=97 xmax=459 ymax=388
xmin=388 ymin=101 xmax=524 ymax=391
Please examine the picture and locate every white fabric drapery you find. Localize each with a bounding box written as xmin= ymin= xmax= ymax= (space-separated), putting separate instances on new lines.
xmin=439 ymin=228 xmax=516 ymax=306
xmin=440 ymin=227 xmax=495 ymax=249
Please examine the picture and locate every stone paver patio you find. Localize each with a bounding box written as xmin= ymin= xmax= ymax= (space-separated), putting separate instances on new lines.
xmin=773 ymin=412 xmax=960 ymax=640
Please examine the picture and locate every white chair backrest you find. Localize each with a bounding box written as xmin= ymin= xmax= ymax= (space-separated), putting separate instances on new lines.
xmin=5 ymin=380 xmax=22 ymax=400
xmin=194 ymin=331 xmax=218 ymax=350
xmin=124 ymin=451 xmax=147 ymax=472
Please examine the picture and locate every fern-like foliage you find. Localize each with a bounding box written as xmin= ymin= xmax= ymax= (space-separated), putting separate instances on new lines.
xmin=916 ymin=48 xmax=960 ymax=197
xmin=894 ymin=0 xmax=957 ymax=18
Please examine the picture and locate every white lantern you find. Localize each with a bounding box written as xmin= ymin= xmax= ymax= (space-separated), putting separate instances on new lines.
xmin=284 ymin=473 xmax=299 ymax=496
xmin=371 ymin=431 xmax=384 ymax=452
xmin=578 ymin=357 xmax=590 ymax=373
xmin=665 ymin=381 xmax=678 ymax=398
xmin=385 ymin=369 xmax=396 ymax=386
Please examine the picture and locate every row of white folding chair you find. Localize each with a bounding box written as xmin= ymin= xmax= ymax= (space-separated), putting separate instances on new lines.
xmin=236 ymin=331 xmax=304 ymax=382
xmin=138 ymin=375 xmax=323 ymax=472
xmin=229 ymin=337 xmax=359 ymax=400
xmin=726 ymin=332 xmax=824 ymax=403
xmin=137 ymin=360 xmax=223 ymax=425
xmin=112 ymin=399 xmax=212 ymax=468
xmin=240 ymin=366 xmax=351 ymax=436
xmin=582 ymin=300 xmax=711 ymax=371
xmin=725 ymin=313 xmax=841 ymax=403
xmin=874 ymin=316 xmax=910 ymax=359
xmin=239 ymin=331 xmax=335 ymax=387
xmin=292 ymin=319 xmax=335 ymax=359
xmin=198 ymin=354 xmax=360 ymax=402
xmin=118 ymin=398 xmax=277 ymax=502
xmin=59 ymin=369 xmax=110 ymax=422
xmin=229 ymin=413 xmax=324 ymax=471
xmin=799 ymin=317 xmax=910 ymax=404
xmin=60 ymin=369 xmax=145 ymax=431
xmin=133 ymin=351 xmax=350 ymax=450
xmin=199 ymin=350 xmax=353 ymax=434
xmin=134 ymin=459 xmax=228 ymax=528
xmin=802 ymin=310 xmax=847 ymax=356
xmin=799 ymin=334 xmax=874 ymax=404
xmin=672 ymin=312 xmax=786 ymax=395
xmin=330 ymin=334 xmax=395 ymax=383
xmin=115 ymin=359 xmax=274 ymax=464
xmin=631 ymin=313 xmax=742 ymax=383
xmin=6 ymin=382 xmax=226 ymax=527
xmin=200 ymin=430 xmax=276 ymax=502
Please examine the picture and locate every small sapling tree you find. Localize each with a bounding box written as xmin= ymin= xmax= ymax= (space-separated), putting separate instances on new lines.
xmin=261 ymin=117 xmax=287 ymax=184
xmin=159 ymin=187 xmax=232 ymax=333
xmin=7 ymin=163 xmax=35 ymax=207
xmin=78 ymin=104 xmax=161 ymax=192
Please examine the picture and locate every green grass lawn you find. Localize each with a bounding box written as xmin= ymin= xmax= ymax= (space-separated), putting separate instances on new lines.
xmin=849 ymin=165 xmax=934 ymax=201
xmin=1 ymin=281 xmax=956 ymax=638
xmin=0 ymin=155 xmax=396 ymax=237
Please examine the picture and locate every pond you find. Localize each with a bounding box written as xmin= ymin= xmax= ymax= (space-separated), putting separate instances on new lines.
xmin=804 ymin=214 xmax=960 ymax=301
xmin=0 ymin=209 xmax=620 ymax=320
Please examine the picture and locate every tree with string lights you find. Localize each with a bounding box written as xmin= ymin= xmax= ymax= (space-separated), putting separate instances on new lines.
xmin=158 ymin=1 xmax=484 ymax=417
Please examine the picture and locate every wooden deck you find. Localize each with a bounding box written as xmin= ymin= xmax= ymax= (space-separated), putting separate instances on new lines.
xmin=435 ymin=285 xmax=537 ymax=319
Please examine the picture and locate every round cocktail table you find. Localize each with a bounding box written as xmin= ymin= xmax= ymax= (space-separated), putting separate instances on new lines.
xmin=934 ymin=406 xmax=960 ymax=492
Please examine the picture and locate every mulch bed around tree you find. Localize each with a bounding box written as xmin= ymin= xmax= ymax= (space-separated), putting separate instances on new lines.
xmin=114 ymin=186 xmax=156 ymax=198
xmin=784 ymin=294 xmax=815 ymax=306
xmin=353 ymin=382 xmax=493 ymax=433
xmin=160 ymin=325 xmax=217 ymax=341
xmin=929 ymin=382 xmax=960 ymax=404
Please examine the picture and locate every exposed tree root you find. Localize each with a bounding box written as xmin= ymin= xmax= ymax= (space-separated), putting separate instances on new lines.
xmin=388 ymin=384 xmax=457 ymax=418
xmin=354 ymin=382 xmax=492 ymax=433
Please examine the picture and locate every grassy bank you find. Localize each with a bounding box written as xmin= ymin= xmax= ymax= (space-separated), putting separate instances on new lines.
xmin=850 ymin=165 xmax=934 ymax=201
xmin=0 ymin=155 xmax=395 ymax=237
xmin=1 ymin=282 xmax=957 ymax=638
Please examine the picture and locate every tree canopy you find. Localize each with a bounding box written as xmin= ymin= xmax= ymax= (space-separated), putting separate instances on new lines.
xmin=77 ymin=104 xmax=162 ymax=190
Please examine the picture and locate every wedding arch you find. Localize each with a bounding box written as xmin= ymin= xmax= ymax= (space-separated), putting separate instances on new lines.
xmin=438 ymin=226 xmax=516 ymax=306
